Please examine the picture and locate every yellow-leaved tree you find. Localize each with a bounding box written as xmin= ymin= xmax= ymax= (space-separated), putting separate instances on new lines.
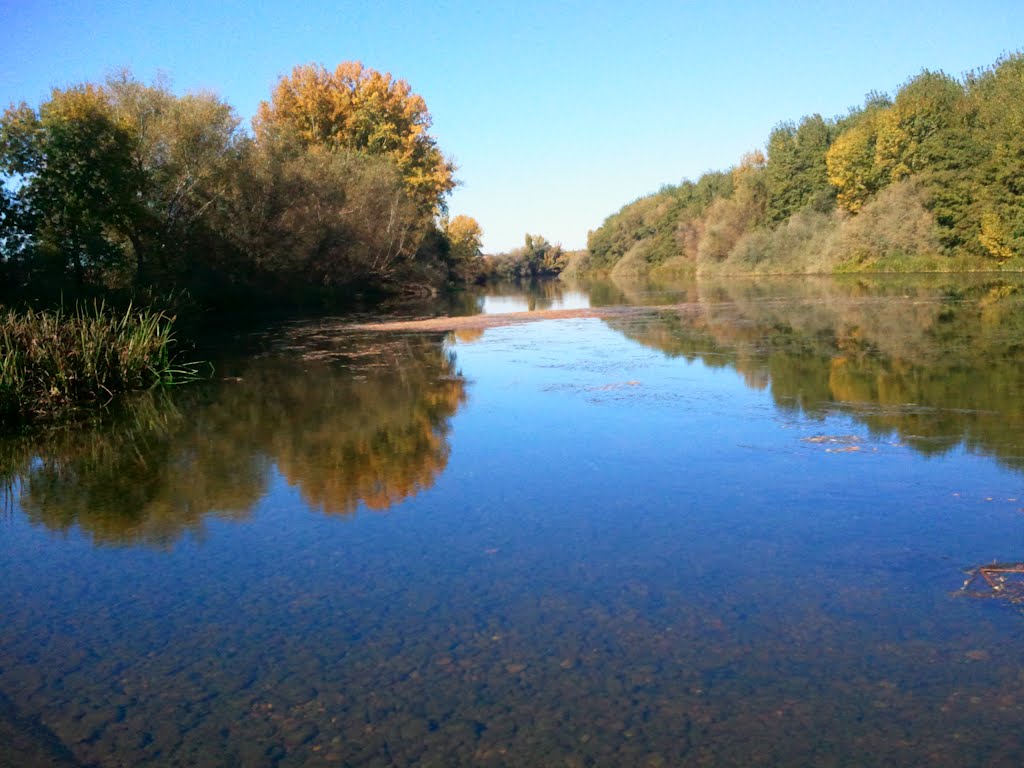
xmin=443 ymin=214 xmax=484 ymax=280
xmin=826 ymin=110 xmax=889 ymax=213
xmin=253 ymin=62 xmax=456 ymax=214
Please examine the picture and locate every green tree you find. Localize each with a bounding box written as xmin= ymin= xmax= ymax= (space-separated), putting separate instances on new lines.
xmin=697 ymin=151 xmax=768 ymax=263
xmin=826 ymin=107 xmax=890 ymax=213
xmin=874 ymin=70 xmax=964 ymax=182
xmin=765 ymin=114 xmax=834 ymax=222
xmin=0 ymin=75 xmax=244 ymax=291
xmin=0 ymin=86 xmax=143 ymax=287
xmin=967 ymin=54 xmax=1024 ymax=261
xmin=223 ymin=146 xmax=423 ymax=292
xmin=103 ymin=72 xmax=244 ymax=284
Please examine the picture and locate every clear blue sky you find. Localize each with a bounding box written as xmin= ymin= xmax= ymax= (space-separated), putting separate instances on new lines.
xmin=2 ymin=0 xmax=1022 ymax=252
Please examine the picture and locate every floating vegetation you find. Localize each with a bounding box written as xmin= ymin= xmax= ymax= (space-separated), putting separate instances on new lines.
xmin=802 ymin=434 xmax=862 ymax=445
xmin=957 ymin=563 xmax=1024 ymax=606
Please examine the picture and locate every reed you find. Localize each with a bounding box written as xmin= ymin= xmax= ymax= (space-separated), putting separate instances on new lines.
xmin=0 ymin=301 xmax=205 ymax=427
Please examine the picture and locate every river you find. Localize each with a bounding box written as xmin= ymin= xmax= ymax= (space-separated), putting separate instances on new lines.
xmin=3 ymin=275 xmax=1024 ymax=766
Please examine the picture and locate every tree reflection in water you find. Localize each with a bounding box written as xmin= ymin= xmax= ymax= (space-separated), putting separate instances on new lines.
xmin=0 ymin=333 xmax=466 ymax=545
xmin=600 ymin=276 xmax=1024 ymax=473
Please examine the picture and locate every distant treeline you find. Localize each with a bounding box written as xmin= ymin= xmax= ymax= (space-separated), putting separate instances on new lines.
xmin=482 ymin=234 xmax=574 ymax=280
xmin=0 ymin=63 xmax=484 ymax=307
xmin=582 ymin=53 xmax=1024 ymax=277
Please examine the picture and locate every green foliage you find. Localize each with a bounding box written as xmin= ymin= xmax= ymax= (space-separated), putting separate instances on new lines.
xmin=586 ymin=51 xmax=1024 ymax=276
xmin=967 ymin=54 xmax=1024 ymax=261
xmin=484 ymin=234 xmax=567 ymax=280
xmin=0 ymin=86 xmax=142 ymax=286
xmin=441 ymin=214 xmax=485 ymax=283
xmin=0 ymin=75 xmax=245 ymax=294
xmin=697 ymin=152 xmax=768 ymax=263
xmin=765 ymin=114 xmax=835 ymax=222
xmin=829 ymin=180 xmax=943 ymax=270
xmin=103 ymin=72 xmax=246 ymax=284
xmin=726 ymin=208 xmax=836 ymax=273
xmin=875 ymin=70 xmax=963 ymax=181
xmin=826 ymin=106 xmax=890 ymax=213
xmin=587 ymin=170 xmax=732 ymax=271
xmin=222 ymin=145 xmax=429 ymax=294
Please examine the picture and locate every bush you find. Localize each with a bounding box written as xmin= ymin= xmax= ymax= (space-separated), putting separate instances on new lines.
xmin=827 ymin=180 xmax=942 ymax=269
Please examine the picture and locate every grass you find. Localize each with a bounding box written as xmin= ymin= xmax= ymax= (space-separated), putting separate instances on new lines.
xmin=0 ymin=301 xmax=207 ymax=428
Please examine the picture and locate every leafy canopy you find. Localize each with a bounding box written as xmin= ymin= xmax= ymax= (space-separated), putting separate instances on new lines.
xmin=253 ymin=62 xmax=456 ymax=215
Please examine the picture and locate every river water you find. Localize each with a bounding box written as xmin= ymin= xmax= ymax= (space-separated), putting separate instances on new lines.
xmin=3 ymin=276 xmax=1024 ymax=766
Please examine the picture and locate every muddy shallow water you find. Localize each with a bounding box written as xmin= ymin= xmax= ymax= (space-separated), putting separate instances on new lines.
xmin=3 ymin=276 xmax=1024 ymax=766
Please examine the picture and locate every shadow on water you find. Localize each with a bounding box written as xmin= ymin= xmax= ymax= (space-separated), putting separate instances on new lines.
xmin=0 ymin=329 xmax=467 ymax=546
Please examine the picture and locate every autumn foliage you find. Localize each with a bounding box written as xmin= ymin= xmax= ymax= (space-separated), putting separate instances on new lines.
xmin=0 ymin=63 xmax=478 ymax=306
xmin=254 ymin=62 xmax=456 ymax=215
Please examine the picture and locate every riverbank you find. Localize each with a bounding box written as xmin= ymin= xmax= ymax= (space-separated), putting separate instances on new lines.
xmin=584 ymin=54 xmax=1024 ymax=279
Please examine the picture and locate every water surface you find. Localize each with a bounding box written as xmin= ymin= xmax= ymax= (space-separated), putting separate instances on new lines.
xmin=3 ymin=276 xmax=1024 ymax=766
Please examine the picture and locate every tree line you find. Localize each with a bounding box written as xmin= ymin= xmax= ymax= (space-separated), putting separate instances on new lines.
xmin=0 ymin=63 xmax=485 ymax=307
xmin=583 ymin=53 xmax=1024 ymax=277
xmin=482 ymin=233 xmax=572 ymax=280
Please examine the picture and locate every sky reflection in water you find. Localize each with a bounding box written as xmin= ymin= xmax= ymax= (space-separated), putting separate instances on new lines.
xmin=3 ymin=277 xmax=1024 ymax=766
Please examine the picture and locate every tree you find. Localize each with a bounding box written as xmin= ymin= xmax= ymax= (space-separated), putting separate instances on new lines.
xmin=442 ymin=214 xmax=483 ymax=281
xmin=223 ymin=147 xmax=423 ymax=291
xmin=522 ymin=233 xmax=565 ymax=276
xmin=253 ymin=62 xmax=456 ymax=215
xmin=765 ymin=114 xmax=834 ymax=222
xmin=0 ymin=86 xmax=141 ymax=286
xmin=826 ymin=107 xmax=890 ymax=213
xmin=102 ymin=72 xmax=245 ymax=283
xmin=874 ymin=70 xmax=964 ymax=182
xmin=696 ymin=151 xmax=768 ymax=263
xmin=0 ymin=74 xmax=244 ymax=290
xmin=967 ymin=54 xmax=1024 ymax=260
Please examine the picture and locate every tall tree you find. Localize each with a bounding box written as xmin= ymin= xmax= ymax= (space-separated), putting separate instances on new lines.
xmin=103 ymin=72 xmax=244 ymax=283
xmin=765 ymin=114 xmax=834 ymax=222
xmin=826 ymin=107 xmax=891 ymax=214
xmin=253 ymin=62 xmax=456 ymax=215
xmin=442 ymin=214 xmax=484 ymax=281
xmin=968 ymin=54 xmax=1024 ymax=261
xmin=0 ymin=75 xmax=244 ymax=290
xmin=874 ymin=70 xmax=964 ymax=182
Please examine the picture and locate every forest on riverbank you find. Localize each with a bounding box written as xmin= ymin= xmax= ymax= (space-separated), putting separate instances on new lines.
xmin=0 ymin=62 xmax=484 ymax=426
xmin=0 ymin=63 xmax=484 ymax=308
xmin=579 ymin=53 xmax=1024 ymax=278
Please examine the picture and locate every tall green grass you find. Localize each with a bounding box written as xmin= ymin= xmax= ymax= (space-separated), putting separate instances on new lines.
xmin=0 ymin=301 xmax=206 ymax=427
